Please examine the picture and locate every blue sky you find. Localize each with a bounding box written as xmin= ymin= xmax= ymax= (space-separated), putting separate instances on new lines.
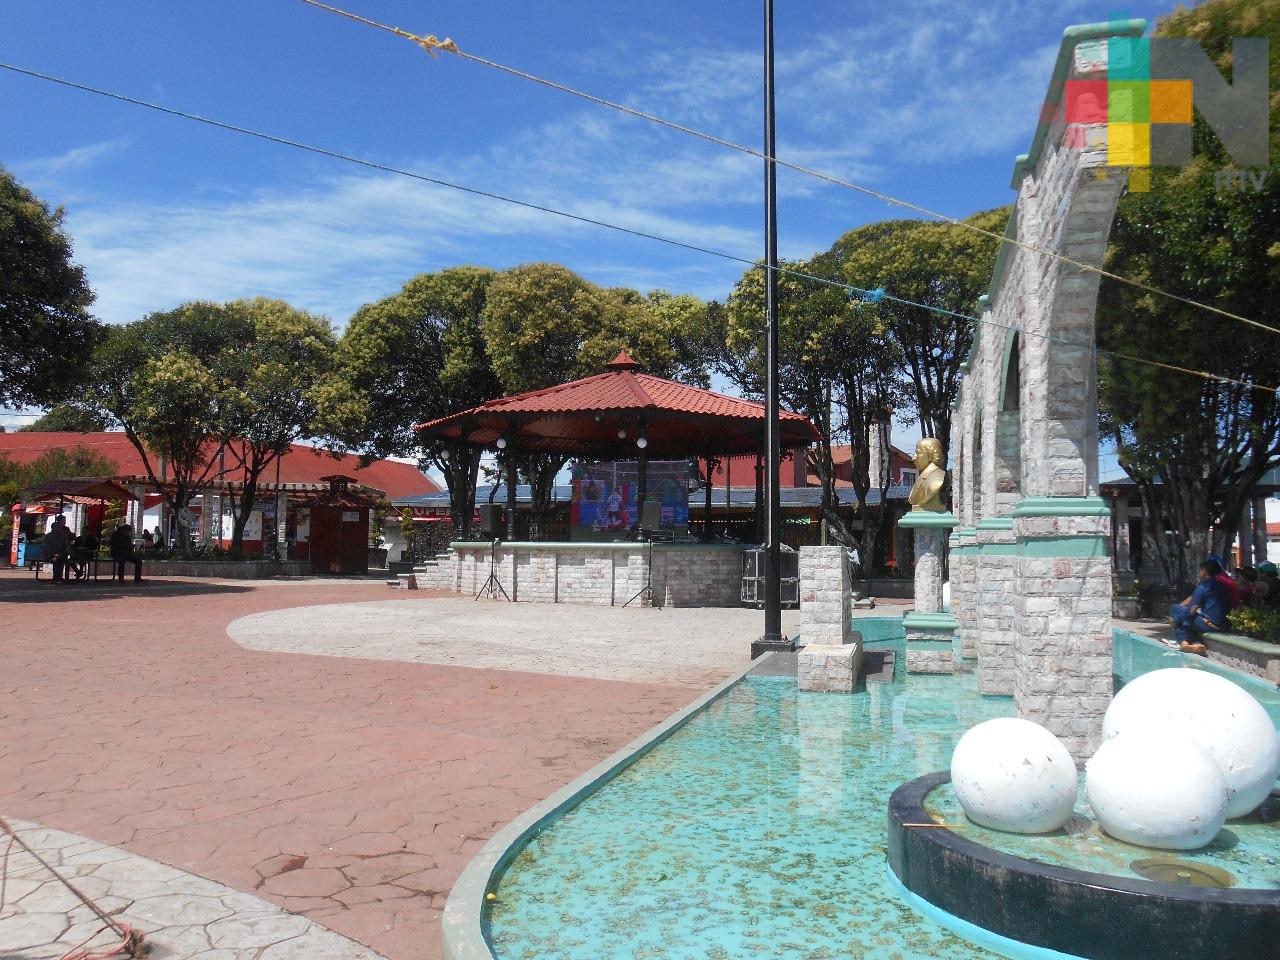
xmin=1 ymin=0 xmax=1170 ymax=464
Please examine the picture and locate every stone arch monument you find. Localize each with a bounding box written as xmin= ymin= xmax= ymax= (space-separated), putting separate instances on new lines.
xmin=950 ymin=19 xmax=1146 ymax=758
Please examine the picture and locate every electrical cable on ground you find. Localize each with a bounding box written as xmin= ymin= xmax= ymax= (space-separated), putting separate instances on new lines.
xmin=0 ymin=817 xmax=144 ymax=959
xmin=294 ymin=0 xmax=1280 ymax=337
xmin=0 ymin=62 xmax=1274 ymax=396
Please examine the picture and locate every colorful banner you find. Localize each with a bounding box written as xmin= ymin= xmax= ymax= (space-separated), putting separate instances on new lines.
xmin=571 ymin=461 xmax=692 ymax=536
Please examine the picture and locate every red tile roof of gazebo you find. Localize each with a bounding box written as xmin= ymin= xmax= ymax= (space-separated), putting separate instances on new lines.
xmin=414 ymin=352 xmax=820 ymax=458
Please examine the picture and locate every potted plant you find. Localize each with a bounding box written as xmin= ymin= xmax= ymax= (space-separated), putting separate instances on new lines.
xmin=1112 ymin=577 xmax=1143 ymax=620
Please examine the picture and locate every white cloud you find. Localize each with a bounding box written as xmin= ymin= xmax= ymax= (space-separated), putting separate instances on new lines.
xmin=17 ymin=137 xmax=130 ymax=177
xmin=19 ymin=0 xmax=1093 ymax=328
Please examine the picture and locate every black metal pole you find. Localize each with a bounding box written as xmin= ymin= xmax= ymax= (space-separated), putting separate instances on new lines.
xmin=757 ymin=0 xmax=785 ymax=653
xmin=505 ymin=452 xmax=517 ymax=541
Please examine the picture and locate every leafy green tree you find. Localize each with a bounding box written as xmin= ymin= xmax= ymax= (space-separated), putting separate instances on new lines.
xmin=327 ymin=266 xmax=501 ymax=539
xmin=645 ymin=290 xmax=719 ymax=388
xmin=18 ymin=404 xmax=113 ymax=433
xmin=219 ymin=298 xmax=336 ymax=555
xmin=399 ymin=507 xmax=417 ymax=560
xmin=0 ymin=166 xmax=101 ymax=409
xmin=1097 ymin=0 xmax=1280 ymax=589
xmin=480 ymin=264 xmax=718 ymax=534
xmin=0 ymin=445 xmax=118 ymax=544
xmin=831 ymin=206 xmax=1010 ymax=452
xmin=727 ymin=255 xmax=904 ymax=568
xmin=84 ymin=302 xmax=255 ymax=555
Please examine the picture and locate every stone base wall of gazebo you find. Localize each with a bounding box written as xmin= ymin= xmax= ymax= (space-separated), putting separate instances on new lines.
xmin=416 ymin=541 xmax=748 ymax=607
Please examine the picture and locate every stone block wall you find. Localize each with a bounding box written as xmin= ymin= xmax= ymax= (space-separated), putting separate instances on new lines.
xmin=1013 ymin=510 xmax=1113 ymax=758
xmin=948 ymin=34 xmax=1130 ymax=753
xmin=950 ymin=529 xmax=979 ymax=658
xmin=651 ymin=547 xmax=742 ymax=607
xmin=416 ymin=543 xmax=745 ymax=606
xmin=798 ymin=546 xmax=851 ymax=647
xmin=975 ymin=523 xmax=1018 ymax=696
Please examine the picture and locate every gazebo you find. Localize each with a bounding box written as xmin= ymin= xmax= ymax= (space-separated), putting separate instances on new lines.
xmin=415 ymin=351 xmax=820 ymax=540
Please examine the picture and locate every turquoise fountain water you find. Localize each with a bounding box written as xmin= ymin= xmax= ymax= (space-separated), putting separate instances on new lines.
xmin=485 ymin=621 xmax=1280 ymax=959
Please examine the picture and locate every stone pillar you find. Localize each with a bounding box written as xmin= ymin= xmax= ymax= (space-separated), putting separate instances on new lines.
xmin=899 ymin=511 xmax=959 ymax=674
xmin=1012 ymin=497 xmax=1113 ymax=760
xmin=798 ymin=546 xmax=852 ymax=647
xmin=276 ymin=490 xmax=289 ymax=559
xmin=974 ymin=517 xmax=1018 ymax=695
xmin=950 ymin=527 xmax=979 ymax=658
xmin=1253 ymin=496 xmax=1270 ymax=565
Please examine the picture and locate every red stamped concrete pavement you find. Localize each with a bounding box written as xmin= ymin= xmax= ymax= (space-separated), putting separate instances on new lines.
xmin=0 ymin=575 xmax=723 ymax=959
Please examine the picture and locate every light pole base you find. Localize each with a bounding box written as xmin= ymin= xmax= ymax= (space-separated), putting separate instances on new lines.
xmin=751 ymin=636 xmax=794 ymax=659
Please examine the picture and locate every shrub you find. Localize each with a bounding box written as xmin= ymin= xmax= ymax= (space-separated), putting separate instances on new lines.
xmin=1226 ymin=606 xmax=1280 ymax=645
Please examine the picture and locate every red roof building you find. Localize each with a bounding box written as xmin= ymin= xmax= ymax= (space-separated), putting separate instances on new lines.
xmin=0 ymin=432 xmax=439 ymax=500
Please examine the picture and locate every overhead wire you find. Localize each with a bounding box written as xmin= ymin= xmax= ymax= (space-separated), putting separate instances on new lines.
xmin=294 ymin=0 xmax=1280 ymax=337
xmin=0 ymin=61 xmax=1274 ymax=397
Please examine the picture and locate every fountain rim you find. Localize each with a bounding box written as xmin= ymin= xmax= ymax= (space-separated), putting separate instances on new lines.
xmin=889 ymin=771 xmax=1280 ymax=960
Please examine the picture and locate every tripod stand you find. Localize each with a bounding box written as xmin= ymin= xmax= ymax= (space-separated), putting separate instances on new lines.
xmin=622 ymin=539 xmax=654 ymax=608
xmin=474 ymin=538 xmax=511 ymax=601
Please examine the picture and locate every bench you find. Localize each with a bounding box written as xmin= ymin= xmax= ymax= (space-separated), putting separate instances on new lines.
xmin=1201 ymin=631 xmax=1280 ymax=684
xmin=33 ymin=556 xmax=115 ymax=582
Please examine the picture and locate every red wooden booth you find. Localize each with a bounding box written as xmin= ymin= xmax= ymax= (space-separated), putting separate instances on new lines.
xmin=306 ymin=475 xmax=373 ymax=575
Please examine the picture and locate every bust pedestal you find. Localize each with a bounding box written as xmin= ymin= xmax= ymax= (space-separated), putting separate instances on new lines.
xmin=898 ymin=510 xmax=959 ymax=674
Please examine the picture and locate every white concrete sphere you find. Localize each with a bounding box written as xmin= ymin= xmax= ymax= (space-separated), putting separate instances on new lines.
xmin=1103 ymin=669 xmax=1280 ymax=818
xmin=951 ymin=718 xmax=1078 ymax=834
xmin=1086 ymin=733 xmax=1228 ymax=849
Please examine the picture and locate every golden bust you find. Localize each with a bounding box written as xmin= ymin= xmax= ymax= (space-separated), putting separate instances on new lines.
xmin=907 ymin=438 xmax=946 ymax=512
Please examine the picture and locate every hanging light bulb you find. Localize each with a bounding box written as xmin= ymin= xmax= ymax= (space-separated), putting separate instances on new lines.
xmin=636 ymin=436 xmax=648 ymax=450
xmin=617 ymin=428 xmax=627 ymax=439
xmin=495 ymin=437 xmax=508 ymax=449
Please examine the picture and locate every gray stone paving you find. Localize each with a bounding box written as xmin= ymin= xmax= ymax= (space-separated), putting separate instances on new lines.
xmin=227 ymin=598 xmax=803 ymax=687
xmin=0 ymin=819 xmax=388 ymax=960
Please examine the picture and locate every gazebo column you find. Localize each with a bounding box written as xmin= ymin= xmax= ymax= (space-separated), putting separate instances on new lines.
xmin=505 ymin=455 xmax=518 ymax=541
xmin=702 ymin=456 xmax=716 ymax=543
xmin=636 ymin=448 xmax=649 ymax=528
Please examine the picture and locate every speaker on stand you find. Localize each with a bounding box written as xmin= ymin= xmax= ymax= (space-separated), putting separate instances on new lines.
xmin=473 ymin=505 xmax=511 ymax=601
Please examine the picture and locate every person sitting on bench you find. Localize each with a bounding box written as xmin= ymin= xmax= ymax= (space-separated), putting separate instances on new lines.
xmin=71 ymin=529 xmax=100 ymax=580
xmin=42 ymin=516 xmax=74 ymax=583
xmin=108 ymin=522 xmax=144 ymax=583
xmin=1169 ymin=558 xmax=1229 ymax=654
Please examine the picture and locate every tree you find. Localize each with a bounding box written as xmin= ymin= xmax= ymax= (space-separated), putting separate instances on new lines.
xmin=481 ymin=264 xmax=683 ymax=536
xmin=0 ymin=445 xmax=119 ymax=543
xmin=1097 ymin=0 xmax=1280 ymax=590
xmin=0 ymin=165 xmax=101 ymax=408
xmin=327 ymin=266 xmax=501 ymax=540
xmin=219 ymin=298 xmax=336 ymax=556
xmin=831 ymin=207 xmax=1010 ymax=452
xmin=399 ymin=507 xmax=417 ymax=560
xmin=368 ymin=496 xmax=392 ymax=547
xmin=19 ymin=404 xmax=114 ymax=433
xmin=84 ymin=302 xmax=255 ymax=556
xmin=726 ymin=255 xmax=905 ymax=569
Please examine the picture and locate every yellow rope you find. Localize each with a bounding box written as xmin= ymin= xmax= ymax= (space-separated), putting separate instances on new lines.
xmin=295 ymin=0 xmax=1280 ymax=337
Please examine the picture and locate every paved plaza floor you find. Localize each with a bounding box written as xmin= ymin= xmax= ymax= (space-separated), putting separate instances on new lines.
xmin=228 ymin=596 xmax=802 ymax=686
xmin=0 ymin=574 xmax=771 ymax=959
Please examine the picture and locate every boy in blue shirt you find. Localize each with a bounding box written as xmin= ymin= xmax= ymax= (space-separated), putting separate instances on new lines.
xmin=1169 ymin=559 xmax=1230 ymax=649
